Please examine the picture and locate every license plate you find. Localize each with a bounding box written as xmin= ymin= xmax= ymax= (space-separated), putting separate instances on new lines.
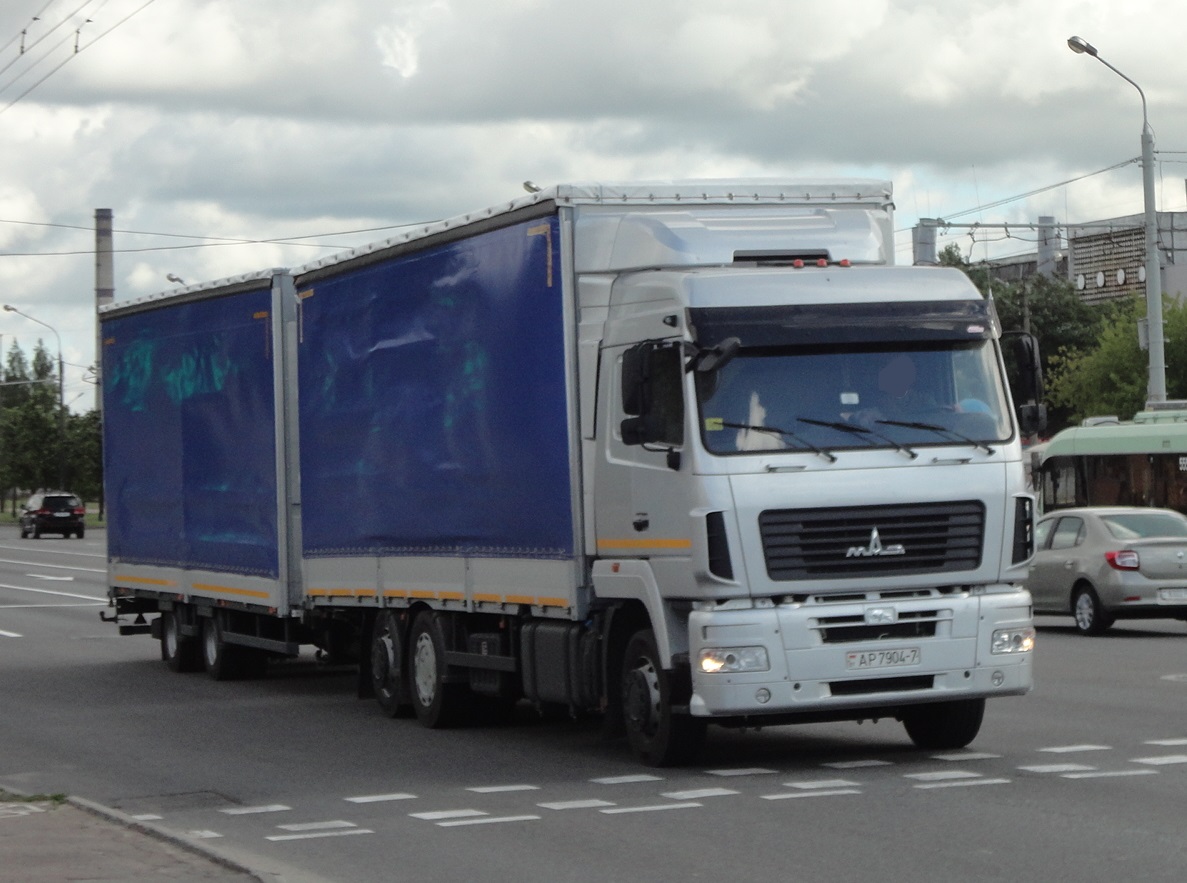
xmin=54 ymin=512 xmax=70 ymax=517
xmin=846 ymin=647 xmax=920 ymax=670
xmin=1159 ymin=588 xmax=1187 ymax=602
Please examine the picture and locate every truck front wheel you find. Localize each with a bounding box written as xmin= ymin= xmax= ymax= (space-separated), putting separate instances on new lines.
xmin=901 ymin=698 xmax=985 ymax=750
xmin=621 ymin=628 xmax=706 ymax=766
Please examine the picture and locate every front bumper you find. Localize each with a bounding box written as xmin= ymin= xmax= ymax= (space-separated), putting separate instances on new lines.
xmin=687 ymin=587 xmax=1033 ymax=719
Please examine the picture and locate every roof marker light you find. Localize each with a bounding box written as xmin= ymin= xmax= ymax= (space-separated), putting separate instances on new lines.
xmin=793 ymin=259 xmax=804 ymax=268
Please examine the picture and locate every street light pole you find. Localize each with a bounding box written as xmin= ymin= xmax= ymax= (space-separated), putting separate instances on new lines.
xmin=3 ymin=305 xmax=66 ymax=488
xmin=1068 ymin=35 xmax=1166 ymax=403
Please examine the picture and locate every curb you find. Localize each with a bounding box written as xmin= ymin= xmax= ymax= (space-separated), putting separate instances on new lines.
xmin=67 ymin=796 xmax=271 ymax=882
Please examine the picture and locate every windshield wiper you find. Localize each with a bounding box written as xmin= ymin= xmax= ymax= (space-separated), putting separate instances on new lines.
xmin=715 ymin=420 xmax=837 ymax=463
xmin=876 ymin=419 xmax=996 ymax=455
xmin=798 ymin=418 xmax=917 ymax=460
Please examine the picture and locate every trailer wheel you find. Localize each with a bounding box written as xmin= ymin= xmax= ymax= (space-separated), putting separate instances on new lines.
xmin=409 ymin=611 xmax=464 ymax=728
xmin=621 ymin=628 xmax=706 ymax=766
xmin=370 ymin=611 xmax=413 ymax=718
xmin=160 ymin=609 xmax=201 ymax=673
xmin=902 ymin=698 xmax=985 ymax=750
xmin=201 ymin=616 xmax=265 ymax=681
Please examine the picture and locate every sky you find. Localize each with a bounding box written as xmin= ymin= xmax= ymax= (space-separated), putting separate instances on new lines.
xmin=2 ymin=0 xmax=1186 ymax=410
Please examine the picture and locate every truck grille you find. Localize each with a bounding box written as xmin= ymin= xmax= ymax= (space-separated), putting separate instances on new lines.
xmin=759 ymin=501 xmax=985 ymax=580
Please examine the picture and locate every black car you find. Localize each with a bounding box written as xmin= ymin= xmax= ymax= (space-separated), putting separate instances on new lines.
xmin=19 ymin=492 xmax=86 ymax=539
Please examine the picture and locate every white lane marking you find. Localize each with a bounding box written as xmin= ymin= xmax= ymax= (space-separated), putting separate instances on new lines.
xmin=905 ymin=771 xmax=984 ymax=782
xmin=0 ymin=628 xmax=21 ymax=638
xmin=538 ymin=799 xmax=616 ymax=811
xmin=277 ymin=821 xmax=357 ymax=832
xmin=188 ymin=830 xmax=223 ymax=839
xmin=786 ymin=779 xmax=861 ymax=790
xmin=0 ymin=555 xmax=106 ymax=572
xmin=437 ymin=815 xmax=541 ymax=828
xmin=822 ymin=759 xmax=893 ymax=769
xmin=660 ymin=788 xmax=739 ymax=800
xmin=267 ymin=829 xmax=374 ymax=842
xmin=762 ymin=789 xmax=861 ymax=800
xmin=931 ymin=752 xmax=1001 ymax=761
xmin=1018 ymin=763 xmax=1096 ymax=774
xmin=706 ymin=768 xmax=777 ymax=777
xmin=131 ymin=814 xmax=163 ymax=821
xmin=344 ymin=793 xmax=417 ymax=803
xmin=591 ymin=774 xmax=663 ymax=785
xmin=27 ymin=574 xmax=74 ymax=581
xmin=914 ymin=778 xmax=1011 ymax=790
xmin=1063 ymin=770 xmax=1158 ymax=780
xmin=1146 ymin=738 xmax=1187 ymax=746
xmin=600 ymin=802 xmax=701 ymax=815
xmin=0 ymin=603 xmax=103 ymax=609
xmin=219 ymin=804 xmax=291 ymax=815
xmin=410 ymin=809 xmax=486 ymax=821
xmin=0 ymin=583 xmax=105 ymax=602
xmin=1038 ymin=744 xmax=1111 ymax=753
xmin=466 ymin=785 xmax=539 ymax=794
xmin=1132 ymin=754 xmax=1187 ymax=766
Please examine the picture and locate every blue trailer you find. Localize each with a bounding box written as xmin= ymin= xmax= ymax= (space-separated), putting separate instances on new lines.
xmin=105 ymin=182 xmax=1040 ymax=764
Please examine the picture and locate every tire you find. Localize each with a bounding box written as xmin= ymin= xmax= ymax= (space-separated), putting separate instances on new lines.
xmin=1073 ymin=585 xmax=1113 ymax=636
xmin=902 ymin=698 xmax=985 ymax=750
xmin=32 ymin=524 xmax=41 ymax=539
xmin=370 ymin=611 xmax=413 ymax=718
xmin=621 ymin=628 xmax=707 ymax=766
xmin=18 ymin=524 xmax=28 ymax=539
xmin=408 ymin=611 xmax=466 ymax=728
xmin=160 ymin=609 xmax=202 ymax=673
xmin=201 ymin=616 xmax=265 ymax=680
xmin=76 ymin=526 xmax=85 ymax=539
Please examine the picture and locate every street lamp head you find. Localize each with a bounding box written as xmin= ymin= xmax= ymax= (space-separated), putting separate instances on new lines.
xmin=1067 ymin=35 xmax=1098 ymax=57
xmin=2 ymin=304 xmax=15 ymax=313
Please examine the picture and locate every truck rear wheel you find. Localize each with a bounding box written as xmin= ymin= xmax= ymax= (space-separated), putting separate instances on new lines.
xmin=409 ymin=611 xmax=465 ymax=728
xmin=901 ymin=698 xmax=985 ymax=750
xmin=621 ymin=628 xmax=706 ymax=766
xmin=371 ymin=611 xmax=413 ymax=717
xmin=160 ymin=609 xmax=201 ymax=673
xmin=202 ymin=616 xmax=265 ymax=681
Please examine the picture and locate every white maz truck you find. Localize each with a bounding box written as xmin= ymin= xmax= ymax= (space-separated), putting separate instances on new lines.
xmin=103 ymin=180 xmax=1041 ymax=765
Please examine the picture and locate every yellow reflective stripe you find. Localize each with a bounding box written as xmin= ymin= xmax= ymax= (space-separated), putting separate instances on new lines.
xmin=597 ymin=538 xmax=693 ymax=550
xmin=115 ymin=575 xmax=177 ymax=587
xmin=191 ymin=583 xmax=271 ymax=600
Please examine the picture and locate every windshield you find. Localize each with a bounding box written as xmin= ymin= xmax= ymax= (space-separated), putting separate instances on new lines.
xmin=698 ymin=341 xmax=1011 ymax=455
xmin=1103 ymin=512 xmax=1187 ymax=539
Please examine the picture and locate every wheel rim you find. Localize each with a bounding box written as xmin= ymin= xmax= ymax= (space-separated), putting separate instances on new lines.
xmin=1074 ymin=592 xmax=1095 ymax=631
xmin=203 ymin=622 xmax=219 ymax=666
xmin=624 ymin=656 xmax=662 ymax=738
xmin=163 ymin=615 xmax=179 ymax=659
xmin=413 ymin=631 xmax=437 ymax=707
xmin=372 ymin=622 xmax=397 ymax=696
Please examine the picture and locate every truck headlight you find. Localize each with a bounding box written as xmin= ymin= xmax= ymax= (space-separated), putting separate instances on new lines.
xmin=699 ymin=647 xmax=770 ymax=673
xmin=991 ymin=627 xmax=1035 ymax=654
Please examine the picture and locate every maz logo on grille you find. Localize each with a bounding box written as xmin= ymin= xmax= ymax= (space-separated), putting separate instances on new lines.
xmin=845 ymin=527 xmax=905 ymax=559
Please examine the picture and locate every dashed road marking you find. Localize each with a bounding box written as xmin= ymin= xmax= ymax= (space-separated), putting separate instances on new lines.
xmin=538 ymin=799 xmax=616 ymax=810
xmin=277 ymin=821 xmax=357 ymax=832
xmin=437 ymin=815 xmax=540 ymax=828
xmin=187 ymin=830 xmax=223 ymax=839
xmin=1063 ymin=770 xmax=1158 ymax=780
xmin=344 ymin=793 xmax=417 ymax=804
xmin=467 ymin=785 xmax=539 ymax=794
xmin=822 ymin=759 xmax=893 ymax=770
xmin=705 ymin=768 xmax=777 ymax=777
xmin=267 ymin=828 xmax=374 ymax=841
xmin=131 ymin=813 xmax=163 ymax=821
xmin=591 ymin=774 xmax=663 ymax=785
xmin=1039 ymin=744 xmax=1111 ymax=753
xmin=0 ymin=629 xmax=21 ymax=637
xmin=410 ymin=809 xmax=486 ymax=821
xmin=786 ymin=779 xmax=861 ymax=790
xmin=1132 ymin=754 xmax=1187 ymax=766
xmin=913 ymin=778 xmax=1011 ymax=790
xmin=1146 ymin=738 xmax=1187 ymax=746
xmin=932 ymin=752 xmax=1001 ymax=761
xmin=220 ymin=804 xmax=291 ymax=816
xmin=905 ymin=771 xmax=984 ymax=782
xmin=660 ymin=787 xmax=738 ymax=800
xmin=600 ymin=802 xmax=701 ymax=814
xmin=1018 ymin=763 xmax=1097 ymax=774
xmin=762 ymin=789 xmax=861 ymax=800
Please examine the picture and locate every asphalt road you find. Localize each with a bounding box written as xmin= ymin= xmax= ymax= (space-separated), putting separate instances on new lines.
xmin=1 ymin=526 xmax=1186 ymax=882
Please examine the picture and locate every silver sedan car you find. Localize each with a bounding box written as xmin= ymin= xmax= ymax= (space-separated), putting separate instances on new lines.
xmin=1028 ymin=506 xmax=1187 ymax=635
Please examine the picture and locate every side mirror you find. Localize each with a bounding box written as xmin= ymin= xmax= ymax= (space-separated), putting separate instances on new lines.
xmin=1001 ymin=331 xmax=1047 ymax=435
xmin=1017 ymin=402 xmax=1048 ymax=436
